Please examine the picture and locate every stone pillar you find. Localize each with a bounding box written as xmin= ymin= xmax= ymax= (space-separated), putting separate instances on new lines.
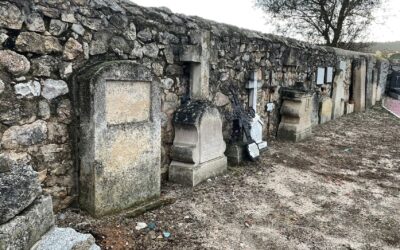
xmin=332 ymin=60 xmax=347 ymax=119
xmin=75 ymin=61 xmax=161 ymax=217
xmin=352 ymin=59 xmax=366 ymax=112
xmin=278 ymin=88 xmax=313 ymax=142
xmin=169 ymin=101 xmax=227 ymax=186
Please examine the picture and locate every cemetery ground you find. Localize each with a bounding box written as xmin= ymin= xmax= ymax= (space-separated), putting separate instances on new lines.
xmin=58 ymin=106 xmax=400 ymax=250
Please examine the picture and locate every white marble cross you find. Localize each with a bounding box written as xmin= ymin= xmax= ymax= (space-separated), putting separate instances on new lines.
xmin=246 ymin=70 xmax=268 ymax=151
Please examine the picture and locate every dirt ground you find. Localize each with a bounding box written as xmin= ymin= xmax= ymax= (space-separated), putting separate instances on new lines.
xmin=57 ymin=106 xmax=400 ymax=250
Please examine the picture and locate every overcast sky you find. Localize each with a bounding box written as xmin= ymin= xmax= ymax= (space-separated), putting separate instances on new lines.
xmin=131 ymin=0 xmax=400 ymax=43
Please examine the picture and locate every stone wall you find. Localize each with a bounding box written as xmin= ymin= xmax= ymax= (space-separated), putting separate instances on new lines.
xmin=0 ymin=0 xmax=389 ymax=211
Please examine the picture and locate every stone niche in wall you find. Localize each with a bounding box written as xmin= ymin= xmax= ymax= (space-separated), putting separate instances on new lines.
xmin=73 ymin=61 xmax=161 ymax=217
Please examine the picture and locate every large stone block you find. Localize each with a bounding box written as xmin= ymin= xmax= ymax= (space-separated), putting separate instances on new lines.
xmin=0 ymin=195 xmax=54 ymax=250
xmin=0 ymin=160 xmax=42 ymax=224
xmin=0 ymin=2 xmax=24 ymax=30
xmin=32 ymin=227 xmax=100 ymax=250
xmin=15 ymin=32 xmax=62 ymax=55
xmin=0 ymin=50 xmax=31 ymax=76
xmin=1 ymin=120 xmax=48 ymax=149
xmin=75 ymin=61 xmax=161 ymax=217
xmin=169 ymin=100 xmax=227 ymax=186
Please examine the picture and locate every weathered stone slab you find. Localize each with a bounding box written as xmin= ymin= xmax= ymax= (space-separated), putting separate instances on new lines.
xmin=76 ymin=61 xmax=161 ymax=217
xmin=0 ymin=160 xmax=42 ymax=224
xmin=332 ymin=61 xmax=347 ymax=119
xmin=169 ymin=100 xmax=227 ymax=186
xmin=353 ymin=59 xmax=366 ymax=112
xmin=319 ymin=97 xmax=333 ymax=124
xmin=32 ymin=227 xmax=100 ymax=250
xmin=0 ymin=195 xmax=54 ymax=250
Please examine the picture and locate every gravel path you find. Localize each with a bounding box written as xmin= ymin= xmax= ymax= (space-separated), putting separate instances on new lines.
xmin=58 ymin=106 xmax=400 ymax=250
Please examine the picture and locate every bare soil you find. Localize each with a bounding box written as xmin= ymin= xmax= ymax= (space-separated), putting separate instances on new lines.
xmin=57 ymin=106 xmax=400 ymax=250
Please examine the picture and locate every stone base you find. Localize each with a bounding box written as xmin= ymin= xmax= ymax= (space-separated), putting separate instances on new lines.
xmin=389 ymin=91 xmax=400 ymax=100
xmin=277 ymin=127 xmax=312 ymax=142
xmin=225 ymin=143 xmax=245 ymax=165
xmin=169 ymin=156 xmax=227 ymax=187
xmin=0 ymin=195 xmax=54 ymax=250
xmin=32 ymin=227 xmax=100 ymax=250
xmin=345 ymin=103 xmax=354 ymax=114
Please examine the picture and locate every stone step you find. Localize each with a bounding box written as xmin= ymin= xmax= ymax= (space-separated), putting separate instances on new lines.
xmin=31 ymin=227 xmax=100 ymax=250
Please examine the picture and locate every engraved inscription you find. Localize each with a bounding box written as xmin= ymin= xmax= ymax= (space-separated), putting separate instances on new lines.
xmin=105 ymin=81 xmax=151 ymax=124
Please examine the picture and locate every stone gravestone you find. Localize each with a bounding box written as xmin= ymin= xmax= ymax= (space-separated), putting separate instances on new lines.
xmin=75 ymin=61 xmax=161 ymax=217
xmin=352 ymin=59 xmax=366 ymax=112
xmin=169 ymin=31 xmax=227 ymax=186
xmin=168 ymin=101 xmax=227 ymax=186
xmin=278 ymin=84 xmax=313 ymax=142
xmin=332 ymin=61 xmax=347 ymax=119
xmin=246 ymin=71 xmax=268 ymax=150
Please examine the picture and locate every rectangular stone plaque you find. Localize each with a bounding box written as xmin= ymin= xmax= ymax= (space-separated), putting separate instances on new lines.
xmin=326 ymin=67 xmax=334 ymax=83
xmin=105 ymin=81 xmax=150 ymax=125
xmin=317 ymin=67 xmax=325 ymax=85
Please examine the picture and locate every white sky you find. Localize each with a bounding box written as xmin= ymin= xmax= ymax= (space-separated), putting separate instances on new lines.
xmin=131 ymin=0 xmax=400 ymax=43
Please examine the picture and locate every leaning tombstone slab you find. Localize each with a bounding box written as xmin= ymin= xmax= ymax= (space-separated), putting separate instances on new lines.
xmin=74 ymin=61 xmax=161 ymax=217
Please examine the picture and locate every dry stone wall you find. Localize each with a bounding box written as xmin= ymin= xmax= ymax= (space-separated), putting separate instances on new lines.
xmin=0 ymin=0 xmax=389 ymax=211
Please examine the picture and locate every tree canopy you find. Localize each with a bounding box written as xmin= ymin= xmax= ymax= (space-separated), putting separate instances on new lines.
xmin=255 ymin=0 xmax=384 ymax=49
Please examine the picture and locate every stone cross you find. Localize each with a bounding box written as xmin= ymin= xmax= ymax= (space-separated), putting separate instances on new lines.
xmin=246 ymin=70 xmax=268 ymax=151
xmin=246 ymin=71 xmax=259 ymax=112
xmin=180 ymin=31 xmax=210 ymax=100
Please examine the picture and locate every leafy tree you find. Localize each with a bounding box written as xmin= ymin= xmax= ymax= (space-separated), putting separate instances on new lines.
xmin=255 ymin=0 xmax=384 ymax=48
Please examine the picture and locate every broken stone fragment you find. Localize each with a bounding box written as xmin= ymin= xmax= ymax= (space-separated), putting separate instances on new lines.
xmin=38 ymin=100 xmax=51 ymax=120
xmin=71 ymin=23 xmax=85 ymax=35
xmin=137 ymin=28 xmax=153 ymax=42
xmin=0 ymin=162 xmax=42 ymax=224
xmin=129 ymin=41 xmax=143 ymax=59
xmin=123 ymin=22 xmax=137 ymax=41
xmin=213 ymin=92 xmax=230 ymax=107
xmin=0 ymin=2 xmax=24 ymax=30
xmin=142 ymin=43 xmax=159 ymax=58
xmin=42 ymin=79 xmax=69 ymax=100
xmin=161 ymin=78 xmax=174 ymax=90
xmin=61 ymin=12 xmax=77 ymax=23
xmin=31 ymin=55 xmax=60 ymax=77
xmin=1 ymin=120 xmax=48 ymax=149
xmin=0 ymin=50 xmax=31 ymax=76
xmin=63 ymin=38 xmax=83 ymax=60
xmin=14 ymin=81 xmax=41 ymax=98
xmin=49 ymin=19 xmax=69 ymax=36
xmin=0 ymin=195 xmax=54 ymax=250
xmin=15 ymin=32 xmax=63 ymax=55
xmin=110 ymin=36 xmax=130 ymax=54
xmin=25 ymin=13 xmax=46 ymax=32
xmin=89 ymin=39 xmax=108 ymax=55
xmin=0 ymin=79 xmax=4 ymax=94
xmin=80 ymin=17 xmax=103 ymax=30
xmin=0 ymin=152 xmax=31 ymax=173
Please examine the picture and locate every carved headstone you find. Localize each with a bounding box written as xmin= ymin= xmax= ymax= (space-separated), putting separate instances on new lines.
xmin=169 ymin=101 xmax=227 ymax=186
xmin=278 ymin=86 xmax=313 ymax=142
xmin=75 ymin=61 xmax=161 ymax=216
